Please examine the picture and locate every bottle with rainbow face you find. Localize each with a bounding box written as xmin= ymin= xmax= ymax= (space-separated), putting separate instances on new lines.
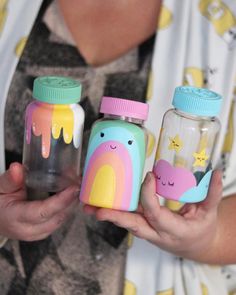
xmin=80 ymin=97 xmax=149 ymax=211
xmin=153 ymin=86 xmax=222 ymax=203
xmin=23 ymin=76 xmax=84 ymax=199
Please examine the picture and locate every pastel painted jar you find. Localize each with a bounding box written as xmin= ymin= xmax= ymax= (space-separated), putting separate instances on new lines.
xmin=153 ymin=86 xmax=222 ymax=203
xmin=80 ymin=97 xmax=149 ymax=211
xmin=23 ymin=76 xmax=84 ymax=198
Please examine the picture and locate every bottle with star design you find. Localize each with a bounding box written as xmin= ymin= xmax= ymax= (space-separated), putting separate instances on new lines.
xmin=153 ymin=86 xmax=222 ymax=203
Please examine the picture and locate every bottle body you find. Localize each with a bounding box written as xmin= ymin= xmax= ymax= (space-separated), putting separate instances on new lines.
xmin=80 ymin=117 xmax=147 ymax=211
xmin=23 ymin=101 xmax=84 ymax=198
xmin=153 ymin=109 xmax=221 ymax=203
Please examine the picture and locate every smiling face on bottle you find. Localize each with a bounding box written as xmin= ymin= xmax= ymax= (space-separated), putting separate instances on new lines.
xmin=94 ymin=129 xmax=135 ymax=153
xmin=153 ymin=159 xmax=197 ymax=200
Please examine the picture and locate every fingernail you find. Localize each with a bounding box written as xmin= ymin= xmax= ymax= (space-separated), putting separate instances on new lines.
xmin=9 ymin=162 xmax=19 ymax=171
xmin=144 ymin=172 xmax=152 ymax=184
xmin=213 ymin=170 xmax=222 ymax=186
xmin=218 ymin=175 xmax=222 ymax=186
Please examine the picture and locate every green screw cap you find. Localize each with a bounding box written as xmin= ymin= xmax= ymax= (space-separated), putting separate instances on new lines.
xmin=33 ymin=76 xmax=82 ymax=104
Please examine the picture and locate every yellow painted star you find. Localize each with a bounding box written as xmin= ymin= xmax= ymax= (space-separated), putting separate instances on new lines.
xmin=193 ymin=149 xmax=209 ymax=167
xmin=168 ymin=135 xmax=183 ymax=153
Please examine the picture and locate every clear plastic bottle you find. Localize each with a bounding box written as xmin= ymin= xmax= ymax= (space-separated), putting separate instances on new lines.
xmin=153 ymin=86 xmax=222 ymax=203
xmin=23 ymin=76 xmax=84 ymax=199
xmin=80 ymin=96 xmax=149 ymax=211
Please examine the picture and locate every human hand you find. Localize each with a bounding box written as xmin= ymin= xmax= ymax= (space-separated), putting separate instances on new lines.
xmin=0 ymin=163 xmax=79 ymax=241
xmin=83 ymin=171 xmax=222 ymax=262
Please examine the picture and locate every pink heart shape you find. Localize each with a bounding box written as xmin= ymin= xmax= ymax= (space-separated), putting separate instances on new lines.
xmin=153 ymin=159 xmax=197 ymax=200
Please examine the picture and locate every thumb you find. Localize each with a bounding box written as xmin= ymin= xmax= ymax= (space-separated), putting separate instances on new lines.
xmin=141 ymin=172 xmax=161 ymax=221
xmin=199 ymin=170 xmax=222 ymax=211
xmin=0 ymin=163 xmax=24 ymax=194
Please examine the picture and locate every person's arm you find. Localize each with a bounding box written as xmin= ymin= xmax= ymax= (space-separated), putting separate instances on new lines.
xmin=58 ymin=0 xmax=162 ymax=66
xmin=84 ymin=171 xmax=236 ymax=265
xmin=198 ymin=194 xmax=236 ymax=264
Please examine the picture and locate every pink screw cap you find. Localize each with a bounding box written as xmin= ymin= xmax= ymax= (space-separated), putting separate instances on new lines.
xmin=100 ymin=97 xmax=149 ymax=121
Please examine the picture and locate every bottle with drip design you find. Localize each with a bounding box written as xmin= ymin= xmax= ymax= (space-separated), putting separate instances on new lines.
xmin=23 ymin=76 xmax=84 ymax=199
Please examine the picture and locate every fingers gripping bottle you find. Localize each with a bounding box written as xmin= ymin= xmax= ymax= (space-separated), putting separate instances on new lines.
xmin=153 ymin=86 xmax=222 ymax=203
xmin=23 ymin=76 xmax=85 ymax=199
xmin=80 ymin=97 xmax=149 ymax=211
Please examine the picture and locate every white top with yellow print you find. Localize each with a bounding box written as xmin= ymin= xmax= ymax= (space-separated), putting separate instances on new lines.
xmin=0 ymin=0 xmax=42 ymax=174
xmin=0 ymin=0 xmax=42 ymax=248
xmin=125 ymin=0 xmax=236 ymax=295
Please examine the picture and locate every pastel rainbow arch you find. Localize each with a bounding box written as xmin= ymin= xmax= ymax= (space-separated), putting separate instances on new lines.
xmin=80 ymin=120 xmax=146 ymax=211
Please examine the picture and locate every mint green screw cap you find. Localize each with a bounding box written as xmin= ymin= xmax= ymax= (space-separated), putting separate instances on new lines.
xmin=33 ymin=76 xmax=82 ymax=104
xmin=172 ymin=86 xmax=222 ymax=117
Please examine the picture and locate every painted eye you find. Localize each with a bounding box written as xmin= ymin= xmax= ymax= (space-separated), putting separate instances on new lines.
xmin=100 ymin=132 xmax=104 ymax=137
xmin=157 ymin=175 xmax=161 ymax=180
xmin=203 ymin=78 xmax=208 ymax=84
xmin=168 ymin=181 xmax=174 ymax=186
xmin=128 ymin=140 xmax=133 ymax=145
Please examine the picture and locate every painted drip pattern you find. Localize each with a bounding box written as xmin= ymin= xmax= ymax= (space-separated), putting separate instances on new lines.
xmin=25 ymin=102 xmax=82 ymax=158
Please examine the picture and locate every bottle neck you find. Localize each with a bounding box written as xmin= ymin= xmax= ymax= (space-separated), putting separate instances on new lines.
xmin=104 ymin=114 xmax=144 ymax=125
xmin=35 ymin=100 xmax=76 ymax=108
xmin=174 ymin=108 xmax=215 ymax=121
